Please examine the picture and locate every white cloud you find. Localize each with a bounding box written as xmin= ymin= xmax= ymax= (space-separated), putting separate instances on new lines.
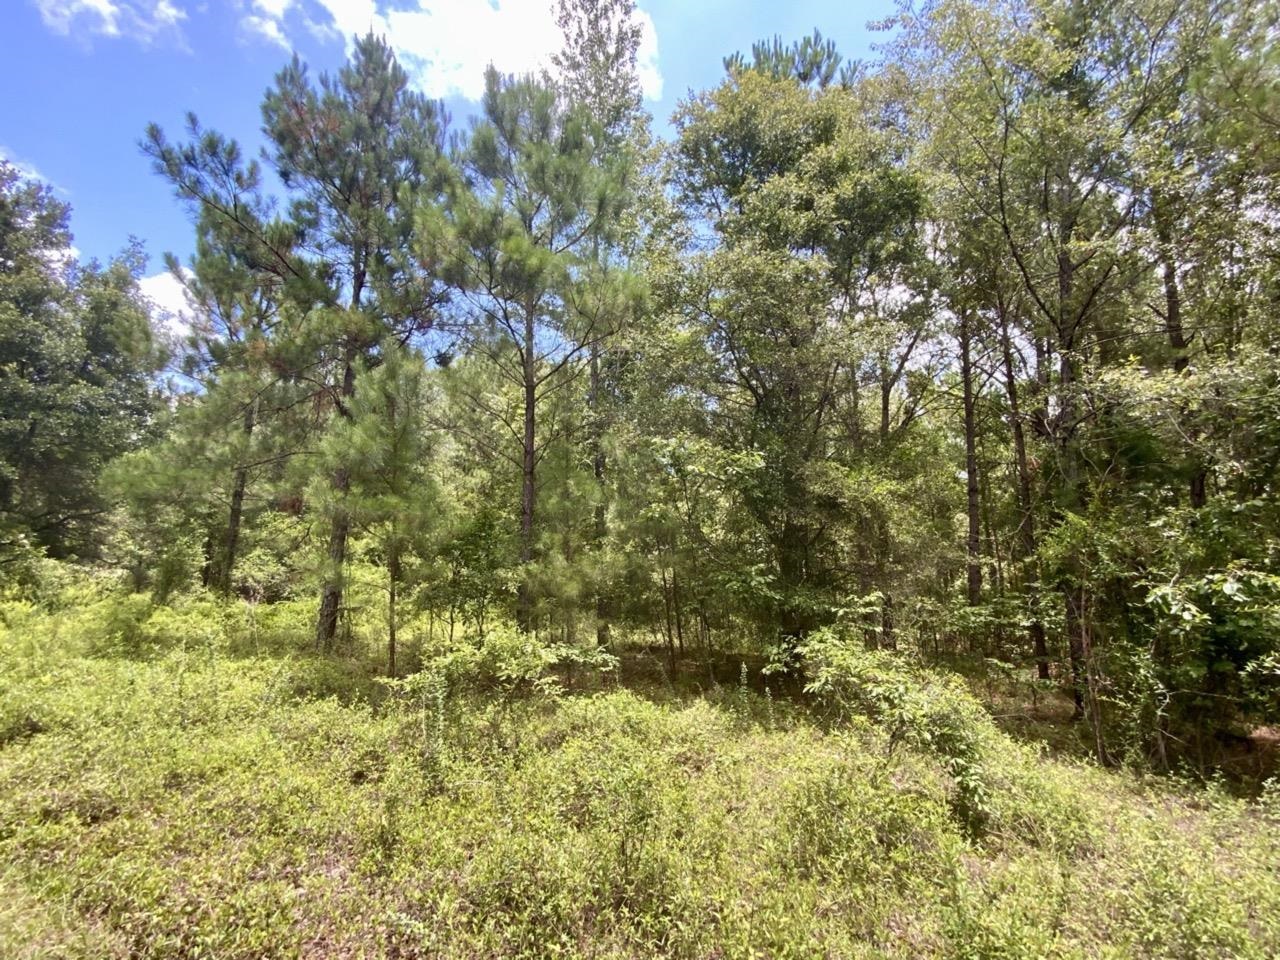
xmin=1 ymin=146 xmax=48 ymax=184
xmin=309 ymin=0 xmax=380 ymax=39
xmin=237 ymin=0 xmax=297 ymax=48
xmin=33 ymin=0 xmax=187 ymax=45
xmin=253 ymin=0 xmax=294 ymax=18
xmin=381 ymin=0 xmax=562 ymax=100
xmin=151 ymin=0 xmax=183 ymax=28
xmin=0 ymin=145 xmax=71 ymax=196
xmin=634 ymin=9 xmax=661 ymax=101
xmin=246 ymin=0 xmax=662 ymax=102
xmin=139 ymin=268 xmax=196 ymax=337
xmin=33 ymin=0 xmax=121 ymax=36
xmin=242 ymin=12 xmax=290 ymax=48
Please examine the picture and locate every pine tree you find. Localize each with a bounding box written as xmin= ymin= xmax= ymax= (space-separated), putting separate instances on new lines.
xmin=259 ymin=34 xmax=449 ymax=648
xmin=551 ymin=0 xmax=653 ymax=644
xmin=144 ymin=116 xmax=306 ymax=594
xmin=331 ymin=346 xmax=435 ymax=675
xmin=419 ymin=67 xmax=630 ymax=632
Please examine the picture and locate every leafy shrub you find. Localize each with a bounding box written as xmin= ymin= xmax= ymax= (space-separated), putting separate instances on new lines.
xmin=1111 ymin=833 xmax=1265 ymax=958
xmin=1 ymin=595 xmax=1277 ymax=958
xmin=0 ymin=690 xmax=45 ymax=747
xmin=794 ymin=628 xmax=996 ymax=833
xmin=977 ymin=740 xmax=1100 ymax=857
xmin=84 ymin=593 xmax=156 ymax=658
xmin=425 ymin=624 xmax=618 ymax=698
xmin=264 ymin=657 xmax=381 ymax=704
xmin=780 ymin=749 xmax=959 ymax=888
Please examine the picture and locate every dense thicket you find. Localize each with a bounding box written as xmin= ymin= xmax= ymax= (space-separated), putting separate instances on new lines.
xmin=5 ymin=0 xmax=1280 ymax=776
xmin=0 ymin=162 xmax=165 ymax=571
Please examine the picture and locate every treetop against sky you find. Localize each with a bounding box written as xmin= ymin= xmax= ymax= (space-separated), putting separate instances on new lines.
xmin=2 ymin=0 xmax=896 ymax=321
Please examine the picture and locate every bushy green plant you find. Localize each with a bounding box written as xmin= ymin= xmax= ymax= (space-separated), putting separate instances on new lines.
xmin=1 ymin=592 xmax=1278 ymax=958
xmin=781 ymin=748 xmax=960 ymax=888
xmin=264 ymin=656 xmax=381 ymax=704
xmin=84 ymin=593 xmax=156 ymax=658
xmin=795 ymin=628 xmax=997 ymax=833
xmin=425 ymin=624 xmax=619 ymax=699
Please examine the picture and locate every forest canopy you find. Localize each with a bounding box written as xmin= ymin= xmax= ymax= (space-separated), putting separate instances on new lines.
xmin=3 ymin=0 xmax=1279 ymax=772
xmin=3 ymin=1 xmax=1280 ymax=953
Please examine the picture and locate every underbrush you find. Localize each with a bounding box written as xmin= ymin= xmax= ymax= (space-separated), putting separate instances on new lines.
xmin=0 ymin=596 xmax=1277 ymax=958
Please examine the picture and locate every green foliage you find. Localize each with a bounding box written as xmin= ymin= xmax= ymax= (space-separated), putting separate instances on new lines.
xmin=666 ymin=64 xmax=930 ymax=642
xmin=416 ymin=623 xmax=619 ymax=699
xmin=7 ymin=17 xmax=1280 ymax=960
xmin=724 ymin=29 xmax=857 ymax=90
xmin=793 ymin=628 xmax=996 ymax=832
xmin=79 ymin=0 xmax=1280 ymax=782
xmin=780 ymin=749 xmax=961 ymax=887
xmin=1 ymin=598 xmax=1277 ymax=958
xmin=0 ymin=162 xmax=166 ymax=569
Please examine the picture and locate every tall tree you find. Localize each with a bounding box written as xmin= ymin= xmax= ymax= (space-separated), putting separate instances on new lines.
xmin=0 ymin=161 xmax=165 ymax=570
xmin=144 ymin=117 xmax=304 ymax=594
xmin=907 ymin=0 xmax=1157 ymax=727
xmin=551 ymin=0 xmax=652 ymax=643
xmin=671 ymin=49 xmax=924 ymax=641
xmin=420 ymin=67 xmax=630 ymax=632
xmin=259 ymin=34 xmax=449 ymax=647
xmin=334 ymin=346 xmax=436 ymax=675
xmin=552 ymin=0 xmax=646 ymax=141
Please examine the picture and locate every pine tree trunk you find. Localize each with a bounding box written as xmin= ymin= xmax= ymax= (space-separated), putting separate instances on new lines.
xmin=517 ymin=307 xmax=537 ymax=633
xmin=590 ymin=341 xmax=610 ymax=645
xmin=316 ymin=335 xmax=359 ymax=650
xmin=960 ymin=311 xmax=982 ymax=606
xmin=217 ymin=396 xmax=257 ymax=596
xmin=316 ymin=465 xmax=350 ymax=651
xmin=387 ymin=541 xmax=399 ymax=678
xmin=999 ymin=308 xmax=1051 ymax=680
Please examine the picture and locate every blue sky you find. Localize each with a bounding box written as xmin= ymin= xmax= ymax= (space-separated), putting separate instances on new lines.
xmin=1 ymin=0 xmax=896 ymax=314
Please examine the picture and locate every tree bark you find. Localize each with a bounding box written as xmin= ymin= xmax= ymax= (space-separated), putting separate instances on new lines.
xmin=517 ymin=306 xmax=537 ymax=633
xmin=315 ymin=472 xmax=350 ymax=650
xmin=590 ymin=341 xmax=610 ymax=645
xmin=216 ymin=395 xmax=257 ymax=596
xmin=960 ymin=311 xmax=983 ymax=606
xmin=316 ymin=271 xmax=363 ymax=650
xmin=387 ymin=540 xmax=399 ymax=678
xmin=315 ymin=456 xmax=351 ymax=651
xmin=998 ymin=306 xmax=1051 ymax=680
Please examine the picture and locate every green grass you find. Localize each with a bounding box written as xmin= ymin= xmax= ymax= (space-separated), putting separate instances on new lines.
xmin=0 ymin=596 xmax=1277 ymax=958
